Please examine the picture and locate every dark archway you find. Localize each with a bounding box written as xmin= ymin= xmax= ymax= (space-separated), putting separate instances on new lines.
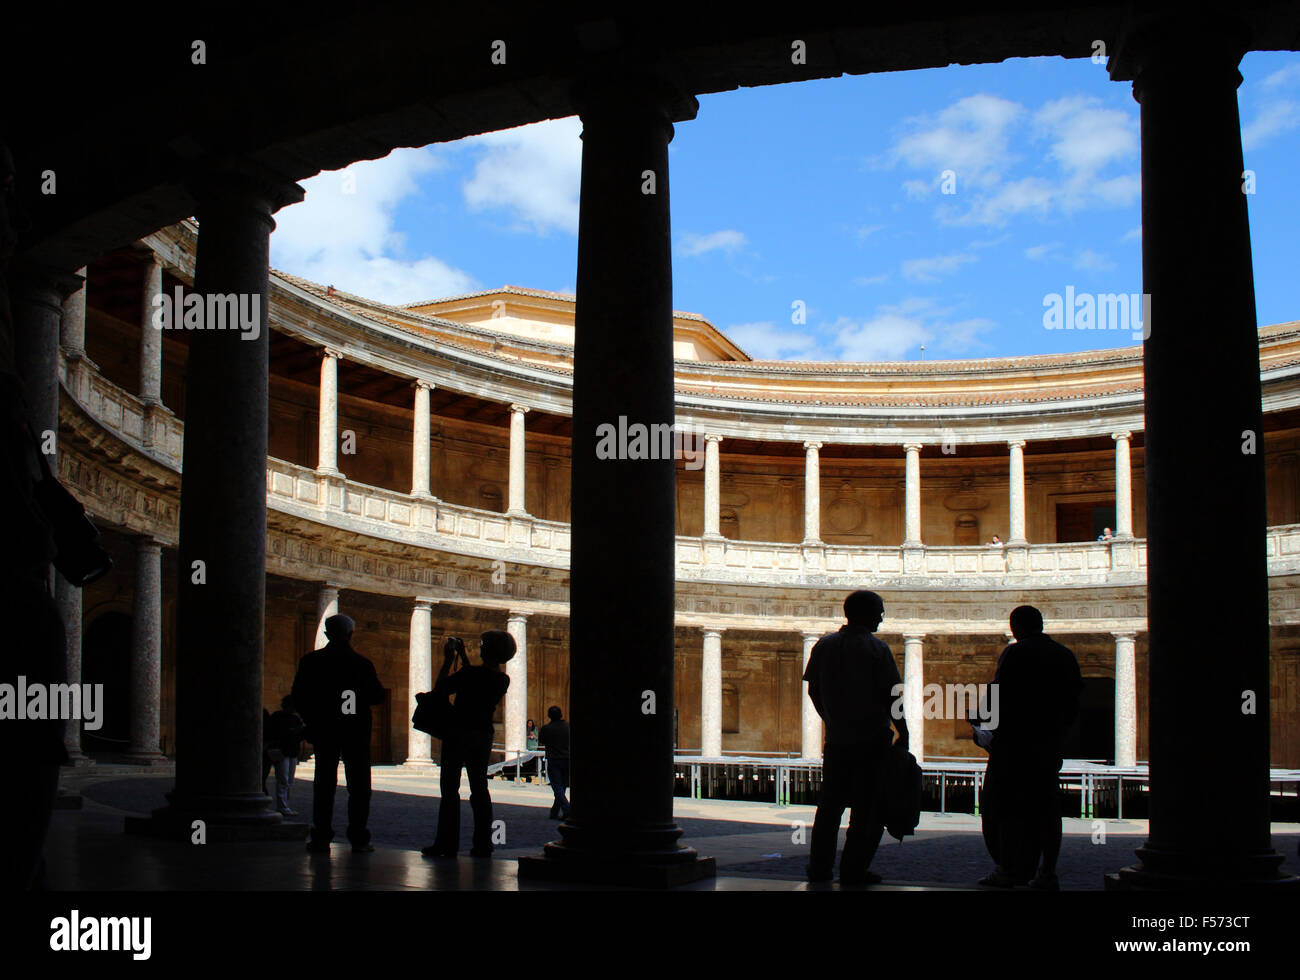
xmin=82 ymin=611 xmax=132 ymax=754
xmin=1063 ymin=675 xmax=1116 ymax=762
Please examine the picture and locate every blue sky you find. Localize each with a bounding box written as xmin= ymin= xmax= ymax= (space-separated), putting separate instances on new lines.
xmin=270 ymin=51 xmax=1300 ymax=362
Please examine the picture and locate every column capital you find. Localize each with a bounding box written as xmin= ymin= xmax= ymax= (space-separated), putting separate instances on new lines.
xmin=1007 ymin=439 xmax=1026 ymax=451
xmin=701 ymin=627 xmax=725 ymax=639
xmin=571 ymin=68 xmax=699 ymax=126
xmin=321 ymin=346 xmax=344 ymax=361
xmin=902 ymin=632 xmax=926 ymax=643
xmin=135 ymin=536 xmax=166 ymax=553
xmin=1112 ymin=430 xmax=1133 ymax=442
xmin=1110 ymin=630 xmax=1138 ymax=641
xmin=507 ymin=610 xmax=531 ymax=623
xmin=704 ymin=433 xmax=724 ymax=445
xmin=903 ymin=441 xmax=923 ymax=453
xmin=800 ymin=630 xmax=823 ymax=642
xmin=139 ymin=248 xmax=163 ymax=271
xmin=510 ymin=403 xmax=530 ymax=415
xmin=413 ymin=596 xmax=438 ymax=611
xmin=187 ymin=162 xmax=306 ymax=217
xmin=802 ymin=440 xmax=822 ymax=452
xmin=413 ymin=378 xmax=435 ymax=391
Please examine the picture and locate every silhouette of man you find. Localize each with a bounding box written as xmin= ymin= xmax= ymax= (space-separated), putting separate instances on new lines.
xmin=290 ymin=614 xmax=385 ymax=853
xmin=979 ymin=605 xmax=1082 ymax=890
xmin=423 ymin=630 xmax=515 ymax=858
xmin=538 ymin=705 xmax=570 ymax=819
xmin=266 ymin=695 xmax=306 ymax=816
xmin=803 ymin=590 xmax=909 ymax=885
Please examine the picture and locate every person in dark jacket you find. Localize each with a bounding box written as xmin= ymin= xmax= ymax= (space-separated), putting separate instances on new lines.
xmin=538 ymin=705 xmax=570 ymax=819
xmin=978 ymin=605 xmax=1083 ymax=890
xmin=422 ymin=630 xmax=515 ymax=858
xmin=803 ymin=590 xmax=909 ymax=885
xmin=291 ymin=614 xmax=385 ymax=853
xmin=266 ymin=695 xmax=306 ymax=816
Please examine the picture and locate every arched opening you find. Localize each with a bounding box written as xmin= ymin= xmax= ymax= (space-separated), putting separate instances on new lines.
xmin=1063 ymin=675 xmax=1115 ymax=762
xmin=82 ymin=611 xmax=132 ymax=755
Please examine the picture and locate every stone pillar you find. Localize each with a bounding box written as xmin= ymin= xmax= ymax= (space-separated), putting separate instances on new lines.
xmin=61 ymin=267 xmax=88 ymax=359
xmin=518 ymin=71 xmax=712 ymax=887
xmin=127 ymin=538 xmax=166 ymax=763
xmin=145 ymin=165 xmax=304 ymax=835
xmin=903 ymin=442 xmax=923 ymax=545
xmin=507 ymin=404 xmax=529 ymax=517
xmin=404 ymin=599 xmax=435 ymax=768
xmin=139 ymin=251 xmax=164 ymax=406
xmin=505 ymin=612 xmax=529 ymax=754
xmin=411 ymin=380 xmax=433 ymax=498
xmin=1113 ymin=631 xmax=1138 ymax=768
xmin=802 ymin=441 xmax=822 ymax=545
xmin=702 ymin=434 xmax=723 ymax=538
xmin=701 ymin=628 xmax=723 ymax=757
xmin=11 ymin=264 xmax=76 ymax=468
xmin=1008 ymin=439 xmax=1027 ymax=545
xmin=902 ymin=634 xmax=925 ymax=762
xmin=1107 ymin=21 xmax=1291 ymax=887
xmin=54 ymin=576 xmax=90 ymax=765
xmin=314 ymin=583 xmax=340 ymax=651
xmin=317 ymin=347 xmax=341 ymax=476
xmin=800 ymin=631 xmax=823 ymax=761
xmin=1113 ymin=430 xmax=1134 ymax=538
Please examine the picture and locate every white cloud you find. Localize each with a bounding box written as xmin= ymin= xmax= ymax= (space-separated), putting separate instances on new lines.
xmin=677 ymin=229 xmax=748 ymax=257
xmin=856 ymin=224 xmax=885 ymax=240
xmin=1242 ymin=99 xmax=1300 ymax=150
xmin=888 ymin=94 xmax=1024 ymax=192
xmin=724 ymin=321 xmax=820 ymax=359
xmin=461 ymin=117 xmax=583 ymax=234
xmin=1122 ymin=226 xmax=1141 ymax=243
xmin=834 ymin=313 xmax=931 ymax=361
xmin=1261 ymin=63 xmax=1300 ymax=89
xmin=901 ymin=251 xmax=978 ymax=282
xmin=1025 ymin=243 xmax=1059 ymax=261
xmin=1073 ymin=248 xmax=1115 ymax=271
xmin=854 ymin=272 xmax=889 ymax=285
xmin=271 ymin=148 xmax=478 ymax=304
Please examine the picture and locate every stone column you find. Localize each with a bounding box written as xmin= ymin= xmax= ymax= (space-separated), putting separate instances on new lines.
xmin=61 ymin=267 xmax=88 ymax=359
xmin=404 ymin=598 xmax=435 ymax=768
xmin=507 ymin=404 xmax=529 ymax=517
xmin=54 ymin=576 xmax=90 ymax=765
xmin=1113 ymin=631 xmax=1138 ymax=768
xmin=800 ymin=631 xmax=823 ymax=761
xmin=314 ymin=583 xmax=340 ymax=651
xmin=411 ymin=380 xmax=433 ymax=498
xmin=702 ymin=434 xmax=723 ymax=538
xmin=146 ymin=165 xmax=304 ymax=835
xmin=505 ymin=612 xmax=529 ymax=754
xmin=701 ymin=628 xmax=723 ymax=757
xmin=1113 ymin=430 xmax=1134 ymax=538
xmin=127 ymin=537 xmax=166 ymax=763
xmin=1107 ymin=21 xmax=1291 ymax=887
xmin=11 ymin=263 xmax=77 ymax=469
xmin=1008 ymin=439 xmax=1027 ymax=545
xmin=139 ymin=251 xmax=164 ymax=406
xmin=518 ymin=71 xmax=712 ymax=887
xmin=802 ymin=441 xmax=822 ymax=545
xmin=902 ymin=634 xmax=925 ymax=762
xmin=903 ymin=442 xmax=923 ymax=545
xmin=317 ymin=347 xmax=341 ymax=475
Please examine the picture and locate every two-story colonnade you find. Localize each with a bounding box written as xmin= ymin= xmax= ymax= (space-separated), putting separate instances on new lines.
xmin=56 ymin=222 xmax=1300 ymax=778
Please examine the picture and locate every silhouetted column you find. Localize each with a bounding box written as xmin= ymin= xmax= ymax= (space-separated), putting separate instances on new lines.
xmin=800 ymin=631 xmax=822 ymax=761
xmin=1113 ymin=431 xmax=1133 ymax=538
xmin=404 ymin=598 xmax=434 ymax=768
xmin=505 ymin=611 xmax=529 ymax=753
xmin=1113 ymin=631 xmax=1137 ymax=768
xmin=903 ymin=442 xmax=923 ymax=545
xmin=701 ymin=628 xmax=723 ymax=757
xmin=145 ymin=165 xmax=304 ymax=835
xmin=54 ymin=576 xmax=90 ymax=765
xmin=139 ymin=252 xmax=163 ymax=406
xmin=507 ymin=404 xmax=529 ymax=517
xmin=1008 ymin=440 xmax=1027 ymax=545
xmin=802 ymin=441 xmax=822 ymax=544
xmin=127 ymin=537 xmax=166 ymax=763
xmin=412 ymin=380 xmax=433 ymax=498
xmin=314 ymin=583 xmax=339 ymax=651
xmin=317 ymin=347 xmax=341 ymax=475
xmin=902 ymin=634 xmax=925 ymax=762
xmin=518 ymin=71 xmax=711 ymax=886
xmin=11 ymin=263 xmax=78 ymax=467
xmin=1107 ymin=21 xmax=1291 ymax=887
xmin=61 ymin=267 xmax=88 ymax=359
xmin=702 ymin=434 xmax=722 ymax=538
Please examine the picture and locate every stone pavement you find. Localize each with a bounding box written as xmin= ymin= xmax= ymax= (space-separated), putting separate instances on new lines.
xmin=47 ymin=764 xmax=1300 ymax=891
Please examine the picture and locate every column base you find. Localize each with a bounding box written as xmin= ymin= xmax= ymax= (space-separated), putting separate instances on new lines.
xmin=122 ymin=751 xmax=169 ymax=766
xmin=62 ymin=752 xmax=95 ymax=768
xmin=518 ymin=842 xmax=716 ymax=888
xmin=128 ymin=791 xmax=308 ymax=842
xmin=401 ymin=759 xmax=436 ymax=770
xmin=1105 ymin=844 xmax=1299 ymax=890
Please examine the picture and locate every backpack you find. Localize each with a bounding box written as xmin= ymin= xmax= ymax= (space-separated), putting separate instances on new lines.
xmin=412 ymin=689 xmax=454 ymax=740
xmin=883 ymin=745 xmax=923 ymax=841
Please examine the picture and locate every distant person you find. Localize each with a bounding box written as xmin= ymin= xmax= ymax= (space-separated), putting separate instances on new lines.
xmin=526 ymin=719 xmax=538 ymax=752
xmin=978 ymin=605 xmax=1083 ymax=890
xmin=988 ymin=534 xmax=1002 ymax=545
xmin=803 ymin=590 xmax=909 ymax=885
xmin=423 ymin=630 xmax=516 ymax=858
xmin=266 ymin=695 xmax=306 ymax=816
xmin=538 ymin=705 xmax=571 ymax=820
xmin=1097 ymin=527 xmax=1113 ymax=541
xmin=291 ymin=615 xmax=385 ymax=853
